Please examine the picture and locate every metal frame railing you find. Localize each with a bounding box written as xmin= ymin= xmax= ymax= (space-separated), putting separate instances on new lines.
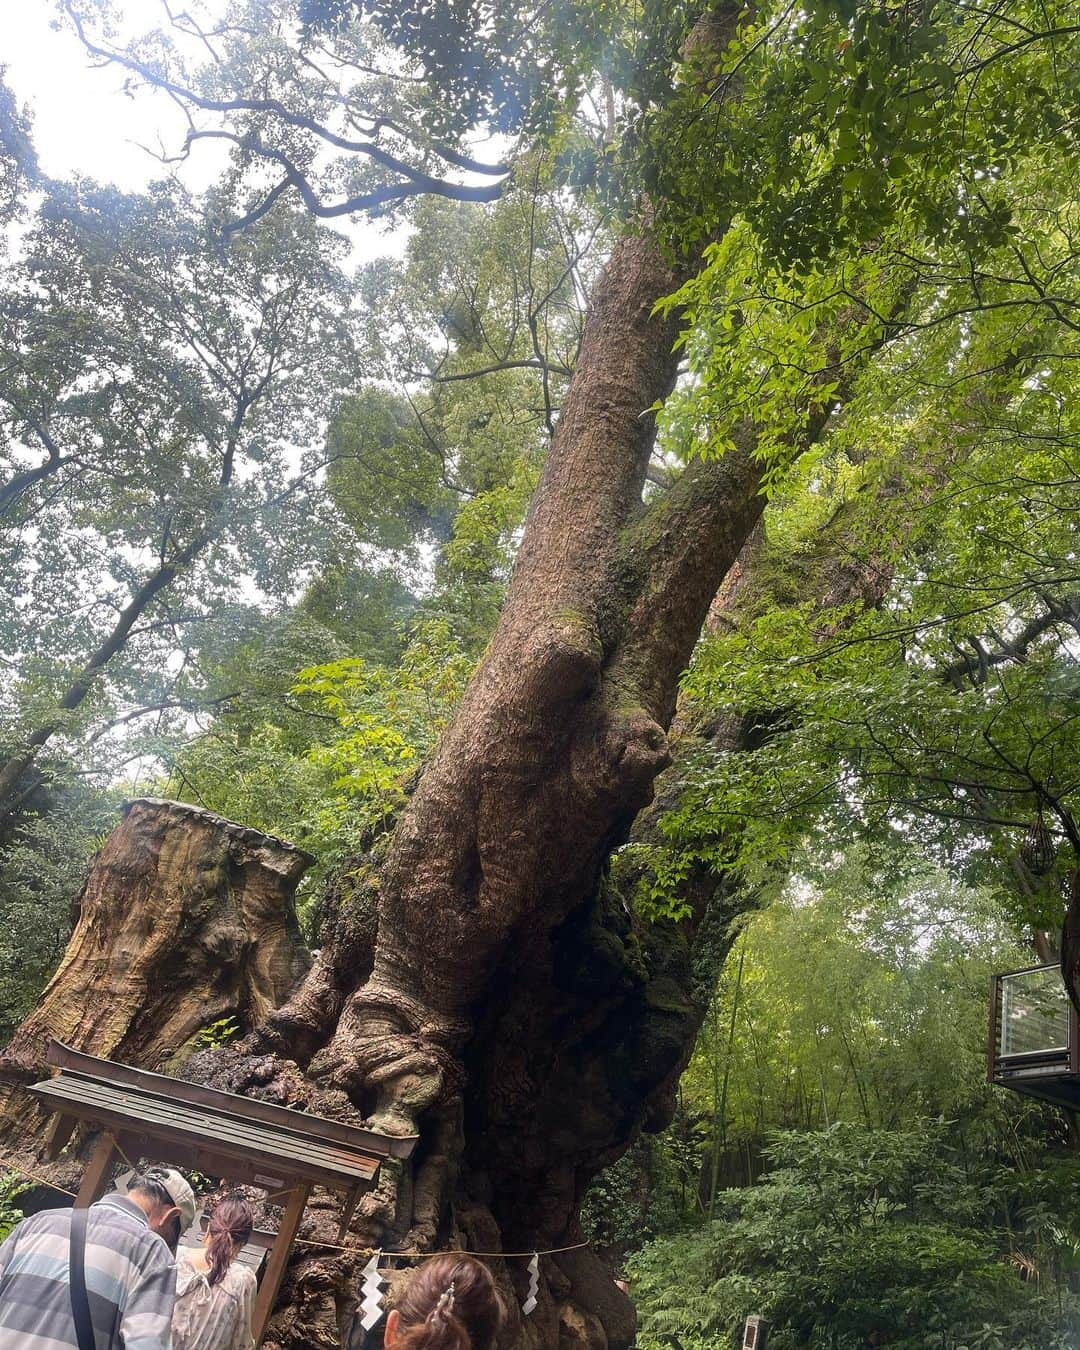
xmin=988 ymin=964 xmax=1080 ymax=1083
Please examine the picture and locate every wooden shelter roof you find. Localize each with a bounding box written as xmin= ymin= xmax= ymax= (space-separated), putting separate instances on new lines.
xmin=29 ymin=1041 xmax=414 ymax=1192
xmin=28 ymin=1041 xmax=415 ymax=1346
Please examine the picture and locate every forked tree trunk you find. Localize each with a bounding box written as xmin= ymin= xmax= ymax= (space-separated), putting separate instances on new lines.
xmin=0 ymin=797 xmax=311 ymax=1167
xmin=0 ymin=79 xmax=757 ymax=1350
xmin=0 ymin=269 xmax=905 ymax=1350
xmin=173 ymin=168 xmax=774 ymax=1341
xmin=0 ymin=308 xmax=908 ymax=1350
xmin=0 ymin=12 xmax=915 ymax=1344
xmin=186 ymin=208 xmax=892 ymax=1350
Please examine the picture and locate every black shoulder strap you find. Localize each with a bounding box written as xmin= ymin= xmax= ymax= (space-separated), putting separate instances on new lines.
xmin=69 ymin=1206 xmax=97 ymax=1350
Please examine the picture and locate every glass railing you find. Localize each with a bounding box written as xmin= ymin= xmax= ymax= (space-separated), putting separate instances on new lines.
xmin=999 ymin=966 xmax=1070 ymax=1058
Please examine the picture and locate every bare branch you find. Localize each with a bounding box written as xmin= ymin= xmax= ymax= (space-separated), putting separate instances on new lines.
xmin=429 ymin=357 xmax=572 ymax=384
xmin=64 ymin=2 xmax=512 ymax=230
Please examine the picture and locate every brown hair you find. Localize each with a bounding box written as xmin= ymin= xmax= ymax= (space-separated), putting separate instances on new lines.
xmin=205 ymin=1194 xmax=253 ymax=1287
xmin=392 ymin=1255 xmax=505 ymax=1350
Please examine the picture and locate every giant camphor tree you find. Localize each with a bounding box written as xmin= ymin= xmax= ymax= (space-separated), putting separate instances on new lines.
xmin=3 ymin=0 xmax=1078 ymax=1346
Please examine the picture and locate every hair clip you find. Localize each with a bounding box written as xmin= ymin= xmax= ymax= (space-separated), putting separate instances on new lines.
xmin=435 ymin=1281 xmax=456 ymax=1318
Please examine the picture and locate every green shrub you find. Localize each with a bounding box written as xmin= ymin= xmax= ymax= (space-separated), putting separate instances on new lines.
xmin=628 ymin=1122 xmax=1080 ymax=1350
xmin=0 ymin=1173 xmax=26 ymax=1242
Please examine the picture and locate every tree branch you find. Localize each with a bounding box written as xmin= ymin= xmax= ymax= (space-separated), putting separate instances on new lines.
xmin=64 ymin=2 xmax=511 ymax=228
xmin=428 ymin=357 xmax=572 ymax=384
xmin=0 ymin=411 xmax=72 ymax=518
xmin=942 ymin=595 xmax=1080 ymax=686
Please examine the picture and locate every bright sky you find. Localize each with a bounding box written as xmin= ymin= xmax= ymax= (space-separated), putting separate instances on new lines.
xmin=0 ymin=2 xmax=404 ymax=262
xmin=0 ymin=2 xmax=412 ymax=792
xmin=3 ymin=4 xmax=211 ymax=189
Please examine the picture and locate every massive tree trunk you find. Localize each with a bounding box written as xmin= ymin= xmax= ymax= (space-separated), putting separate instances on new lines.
xmin=0 ymin=797 xmax=311 ymax=1168
xmin=0 ymin=204 xmax=756 ymax=1346
xmin=233 ymin=205 xmax=768 ymax=1346
xmin=0 ymin=303 xmax=907 ymax=1350
xmin=184 ymin=252 xmax=903 ymax=1350
xmin=1 ymin=226 xmax=904 ymax=1350
xmin=1 ymin=14 xmax=915 ymax=1345
xmin=0 ymin=259 xmax=908 ymax=1350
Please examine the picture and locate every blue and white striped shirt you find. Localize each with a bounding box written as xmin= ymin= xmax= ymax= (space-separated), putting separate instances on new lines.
xmin=0 ymin=1194 xmax=175 ymax=1349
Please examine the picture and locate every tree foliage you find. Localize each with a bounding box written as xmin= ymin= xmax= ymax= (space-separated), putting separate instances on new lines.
xmin=0 ymin=775 xmax=122 ymax=1039
xmin=688 ymin=847 xmax=1021 ymax=1145
xmin=618 ymin=846 xmax=1080 ymax=1347
xmin=0 ymin=175 xmax=360 ymax=809
xmin=1 ymin=1 xmax=1078 ymax=1343
xmin=630 ymin=1120 xmax=1080 ymax=1350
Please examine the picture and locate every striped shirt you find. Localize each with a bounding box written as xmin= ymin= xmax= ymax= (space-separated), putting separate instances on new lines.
xmin=0 ymin=1194 xmax=176 ymax=1349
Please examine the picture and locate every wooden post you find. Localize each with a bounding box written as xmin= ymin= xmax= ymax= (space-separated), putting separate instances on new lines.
xmin=336 ymin=1183 xmax=363 ymax=1243
xmin=252 ymin=1181 xmax=311 ymax=1346
xmin=42 ymin=1111 xmax=77 ymax=1161
xmin=75 ymin=1132 xmax=121 ymax=1207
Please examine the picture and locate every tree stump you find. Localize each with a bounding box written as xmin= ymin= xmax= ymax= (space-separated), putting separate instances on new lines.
xmin=0 ymin=797 xmax=312 ymax=1154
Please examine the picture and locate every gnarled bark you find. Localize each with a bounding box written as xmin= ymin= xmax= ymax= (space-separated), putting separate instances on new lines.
xmin=175 ymin=188 xmax=767 ymax=1342
xmin=183 ymin=156 xmax=916 ymax=1350
xmin=206 ymin=254 xmax=903 ymax=1350
xmin=1 ymin=251 xmax=911 ymax=1350
xmin=0 ymin=303 xmax=906 ymax=1350
xmin=0 ymin=797 xmax=311 ymax=1158
xmin=2 ymin=13 xmax=916 ymax=1344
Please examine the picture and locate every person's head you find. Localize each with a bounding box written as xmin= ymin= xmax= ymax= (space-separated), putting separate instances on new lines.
xmin=127 ymin=1167 xmax=196 ymax=1253
xmin=385 ymin=1255 xmax=505 ymax=1350
xmin=202 ymin=1193 xmax=254 ymax=1286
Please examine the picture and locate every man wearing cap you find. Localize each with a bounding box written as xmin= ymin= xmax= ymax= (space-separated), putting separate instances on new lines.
xmin=0 ymin=1165 xmax=196 ymax=1349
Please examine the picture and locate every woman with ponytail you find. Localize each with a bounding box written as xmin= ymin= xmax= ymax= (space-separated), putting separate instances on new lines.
xmin=172 ymin=1194 xmax=256 ymax=1350
xmin=385 ymin=1254 xmax=505 ymax=1350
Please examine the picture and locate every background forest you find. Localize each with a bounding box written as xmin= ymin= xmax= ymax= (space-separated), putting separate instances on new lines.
xmin=1 ymin=0 xmax=1079 ymax=1346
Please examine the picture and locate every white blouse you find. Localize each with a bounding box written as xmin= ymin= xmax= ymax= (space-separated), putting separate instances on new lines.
xmin=172 ymin=1246 xmax=257 ymax=1350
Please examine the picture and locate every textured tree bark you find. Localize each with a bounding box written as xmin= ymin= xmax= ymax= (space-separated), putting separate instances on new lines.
xmin=194 ymin=253 xmax=908 ymax=1350
xmin=141 ymin=175 xmax=768 ymax=1346
xmin=205 ymin=210 xmax=767 ymax=1349
xmin=0 ymin=316 xmax=904 ymax=1350
xmin=0 ymin=286 xmax=912 ymax=1350
xmin=209 ymin=441 xmax=910 ymax=1350
xmin=0 ymin=193 xmax=754 ymax=1338
xmin=0 ymin=797 xmax=311 ymax=1158
xmin=1 ymin=12 xmax=917 ymax=1343
xmin=179 ymin=164 xmax=918 ymax=1350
